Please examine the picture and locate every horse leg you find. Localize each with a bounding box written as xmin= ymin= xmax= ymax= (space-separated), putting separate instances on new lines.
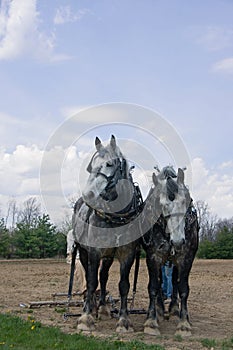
xmin=143 ymin=253 xmax=161 ymax=336
xmin=175 ymin=263 xmax=192 ymax=336
xmin=156 ymin=266 xmax=165 ymax=318
xmin=116 ymin=252 xmax=135 ymax=333
xmin=77 ymin=252 xmax=100 ymax=332
xmin=98 ymin=257 xmax=114 ymax=319
xmin=169 ymin=265 xmax=179 ymax=316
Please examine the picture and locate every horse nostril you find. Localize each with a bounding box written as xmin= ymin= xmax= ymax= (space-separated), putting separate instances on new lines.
xmin=182 ymin=238 xmax=185 ymax=245
xmin=88 ymin=191 xmax=95 ymax=199
xmin=170 ymin=239 xmax=174 ymax=246
xmin=85 ymin=191 xmax=95 ymax=201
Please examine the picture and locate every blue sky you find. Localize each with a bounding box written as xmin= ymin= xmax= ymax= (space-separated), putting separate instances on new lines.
xmin=0 ymin=0 xmax=233 ymax=223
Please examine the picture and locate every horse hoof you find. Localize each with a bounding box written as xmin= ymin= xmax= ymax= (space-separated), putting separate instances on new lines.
xmin=77 ymin=314 xmax=95 ymax=332
xmin=143 ymin=319 xmax=160 ymax=336
xmin=175 ymin=329 xmax=192 ymax=337
xmin=98 ymin=305 xmax=111 ymax=320
xmin=116 ymin=325 xmax=134 ymax=333
xmin=116 ymin=317 xmax=134 ymax=333
xmin=144 ymin=326 xmax=161 ymax=336
xmin=175 ymin=320 xmax=192 ymax=337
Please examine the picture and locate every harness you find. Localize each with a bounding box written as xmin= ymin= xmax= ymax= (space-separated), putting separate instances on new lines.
xmin=85 ymin=154 xmax=144 ymax=225
xmin=185 ymin=203 xmax=198 ymax=231
xmin=141 ymin=199 xmax=198 ymax=249
xmin=94 ymin=183 xmax=143 ymax=225
xmin=97 ymin=158 xmax=121 ymax=193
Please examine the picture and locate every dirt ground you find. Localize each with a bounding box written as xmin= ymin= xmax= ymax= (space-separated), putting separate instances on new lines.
xmin=0 ymin=258 xmax=232 ymax=350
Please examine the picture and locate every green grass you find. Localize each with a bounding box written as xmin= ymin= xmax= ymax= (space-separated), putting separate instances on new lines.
xmin=201 ymin=338 xmax=217 ymax=348
xmin=173 ymin=334 xmax=183 ymax=342
xmin=200 ymin=337 xmax=233 ymax=350
xmin=221 ymin=337 xmax=233 ymax=350
xmin=0 ymin=314 xmax=165 ymax=350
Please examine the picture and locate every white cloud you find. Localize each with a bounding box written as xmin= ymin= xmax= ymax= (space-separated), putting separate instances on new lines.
xmin=192 ymin=26 xmax=233 ymax=74
xmin=219 ymin=161 xmax=233 ymax=170
xmin=54 ymin=6 xmax=90 ymax=25
xmin=212 ymin=57 xmax=233 ymax=74
xmin=0 ymin=0 xmax=71 ymax=62
xmin=196 ymin=26 xmax=233 ymax=51
xmin=191 ymin=157 xmax=233 ymax=219
xmin=0 ymin=143 xmax=232 ymax=224
xmin=0 ymin=145 xmax=43 ymax=195
xmin=0 ymin=143 xmax=81 ymax=223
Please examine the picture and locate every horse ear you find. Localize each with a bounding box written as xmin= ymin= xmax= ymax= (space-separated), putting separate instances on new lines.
xmin=110 ymin=134 xmax=116 ymax=150
xmin=152 ymin=172 xmax=158 ymax=186
xmin=95 ymin=137 xmax=104 ymax=153
xmin=177 ymin=168 xmax=184 ymax=185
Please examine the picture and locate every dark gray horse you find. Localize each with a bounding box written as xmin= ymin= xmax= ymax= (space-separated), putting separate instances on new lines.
xmin=72 ymin=135 xmax=143 ymax=332
xmin=141 ymin=166 xmax=199 ymax=336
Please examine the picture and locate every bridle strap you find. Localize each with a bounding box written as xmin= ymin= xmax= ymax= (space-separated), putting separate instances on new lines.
xmin=164 ymin=212 xmax=186 ymax=219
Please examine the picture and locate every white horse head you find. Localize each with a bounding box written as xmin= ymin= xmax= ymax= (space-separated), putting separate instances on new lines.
xmin=152 ymin=167 xmax=191 ymax=248
xmin=82 ymin=135 xmax=130 ymax=210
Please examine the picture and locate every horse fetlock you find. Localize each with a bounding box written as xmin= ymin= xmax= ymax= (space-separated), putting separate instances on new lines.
xmin=143 ymin=318 xmax=160 ymax=336
xmin=156 ymin=304 xmax=165 ymax=318
xmin=169 ymin=302 xmax=179 ymax=316
xmin=175 ymin=320 xmax=192 ymax=337
xmin=98 ymin=305 xmax=111 ymax=320
xmin=77 ymin=314 xmax=96 ymax=332
xmin=116 ymin=316 xmax=134 ymax=333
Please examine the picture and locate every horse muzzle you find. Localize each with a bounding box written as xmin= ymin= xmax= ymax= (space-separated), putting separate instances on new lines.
xmin=170 ymin=238 xmax=185 ymax=255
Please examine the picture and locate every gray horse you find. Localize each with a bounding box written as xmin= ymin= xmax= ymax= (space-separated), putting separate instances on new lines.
xmin=72 ymin=135 xmax=143 ymax=332
xmin=141 ymin=166 xmax=199 ymax=336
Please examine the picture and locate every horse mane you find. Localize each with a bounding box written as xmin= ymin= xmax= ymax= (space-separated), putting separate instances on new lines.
xmin=166 ymin=177 xmax=178 ymax=201
xmin=160 ymin=166 xmax=178 ymax=201
xmin=160 ymin=166 xmax=177 ymax=179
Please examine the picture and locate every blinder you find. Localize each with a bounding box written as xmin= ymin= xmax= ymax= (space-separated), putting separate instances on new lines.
xmin=185 ymin=204 xmax=198 ymax=231
xmin=86 ymin=151 xmax=98 ymax=173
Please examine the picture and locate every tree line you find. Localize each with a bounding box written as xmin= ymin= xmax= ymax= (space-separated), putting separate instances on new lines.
xmin=195 ymin=200 xmax=233 ymax=259
xmin=0 ymin=197 xmax=232 ymax=259
xmin=0 ymin=198 xmax=67 ymax=259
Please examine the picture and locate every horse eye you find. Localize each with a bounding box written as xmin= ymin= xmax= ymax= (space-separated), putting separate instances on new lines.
xmin=106 ymin=162 xmax=113 ymax=167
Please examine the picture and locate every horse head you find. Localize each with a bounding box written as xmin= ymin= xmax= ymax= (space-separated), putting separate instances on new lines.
xmin=152 ymin=166 xmax=191 ymax=252
xmin=82 ymin=135 xmax=133 ymax=212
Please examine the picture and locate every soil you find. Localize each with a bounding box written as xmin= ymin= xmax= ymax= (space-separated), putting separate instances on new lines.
xmin=0 ymin=259 xmax=232 ymax=350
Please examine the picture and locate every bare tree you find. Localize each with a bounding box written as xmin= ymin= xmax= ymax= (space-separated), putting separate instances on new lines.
xmin=215 ymin=217 xmax=233 ymax=232
xmin=5 ymin=198 xmax=18 ymax=231
xmin=18 ymin=197 xmax=41 ymax=226
xmin=59 ymin=211 xmax=72 ymax=235
xmin=195 ymin=200 xmax=218 ymax=241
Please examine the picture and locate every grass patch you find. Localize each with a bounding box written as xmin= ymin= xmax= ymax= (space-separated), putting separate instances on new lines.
xmin=200 ymin=337 xmax=233 ymax=350
xmin=221 ymin=336 xmax=233 ymax=350
xmin=54 ymin=307 xmax=67 ymax=314
xmin=174 ymin=334 xmax=183 ymax=342
xmin=201 ymin=338 xmax=217 ymax=348
xmin=0 ymin=313 xmax=165 ymax=350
